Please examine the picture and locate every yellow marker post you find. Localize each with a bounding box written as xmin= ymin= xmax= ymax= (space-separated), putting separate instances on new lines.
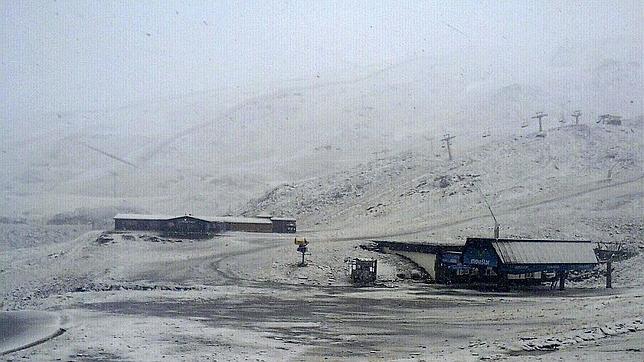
xmin=294 ymin=237 xmax=308 ymax=246
xmin=295 ymin=237 xmax=309 ymax=266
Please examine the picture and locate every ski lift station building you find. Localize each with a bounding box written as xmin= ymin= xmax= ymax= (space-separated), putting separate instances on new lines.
xmin=461 ymin=238 xmax=598 ymax=275
xmin=374 ymin=238 xmax=598 ymax=285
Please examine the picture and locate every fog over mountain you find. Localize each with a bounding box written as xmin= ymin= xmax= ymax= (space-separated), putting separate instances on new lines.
xmin=2 ymin=3 xmax=644 ymax=360
xmin=1 ymin=1 xmax=642 ymax=217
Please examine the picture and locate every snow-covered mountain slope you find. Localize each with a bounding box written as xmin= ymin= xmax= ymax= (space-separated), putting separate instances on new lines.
xmin=2 ymin=52 xmax=641 ymax=219
xmin=243 ymin=120 xmax=643 ymax=245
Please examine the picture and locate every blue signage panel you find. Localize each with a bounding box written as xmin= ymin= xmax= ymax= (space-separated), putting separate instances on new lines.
xmin=462 ymin=245 xmax=498 ymax=267
xmin=441 ymin=252 xmax=462 ymax=264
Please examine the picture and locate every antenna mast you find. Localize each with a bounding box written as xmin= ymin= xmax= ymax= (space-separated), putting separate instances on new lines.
xmin=473 ymin=182 xmax=499 ymax=239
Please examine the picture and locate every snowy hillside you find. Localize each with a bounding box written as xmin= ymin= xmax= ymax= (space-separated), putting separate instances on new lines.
xmin=2 ymin=51 xmax=642 ymax=221
xmin=244 ymin=120 xmax=643 ymax=244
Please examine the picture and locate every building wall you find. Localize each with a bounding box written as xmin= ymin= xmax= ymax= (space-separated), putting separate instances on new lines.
xmin=210 ymin=222 xmax=226 ymax=233
xmin=115 ymin=218 xmax=212 ymax=234
xmin=271 ymin=219 xmax=296 ymax=233
xmin=227 ymin=222 xmax=273 ymax=233
xmin=115 ymin=219 xmax=161 ymax=231
xmin=115 ymin=219 xmax=126 ymax=230
xmin=164 ymin=217 xmax=210 ymax=234
xmin=116 ymin=218 xmax=274 ymax=233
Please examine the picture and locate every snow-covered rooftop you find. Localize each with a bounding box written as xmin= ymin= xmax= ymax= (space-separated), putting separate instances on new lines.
xmin=114 ymin=214 xmax=273 ymax=224
xmin=472 ymin=238 xmax=599 ymax=265
xmin=207 ymin=216 xmax=272 ymax=224
xmin=493 ymin=241 xmax=598 ymax=265
xmin=114 ymin=213 xmax=174 ymax=220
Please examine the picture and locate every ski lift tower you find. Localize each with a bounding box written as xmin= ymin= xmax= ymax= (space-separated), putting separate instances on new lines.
xmin=532 ymin=112 xmax=548 ymax=133
xmin=441 ymin=133 xmax=456 ymax=161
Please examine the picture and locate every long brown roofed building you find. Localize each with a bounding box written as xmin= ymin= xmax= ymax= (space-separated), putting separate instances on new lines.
xmin=114 ymin=213 xmax=295 ymax=234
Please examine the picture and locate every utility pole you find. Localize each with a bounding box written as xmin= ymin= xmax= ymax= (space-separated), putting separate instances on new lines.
xmin=571 ymin=110 xmax=582 ymax=125
xmin=441 ymin=134 xmax=456 ymax=160
xmin=531 ymin=112 xmax=548 ymax=133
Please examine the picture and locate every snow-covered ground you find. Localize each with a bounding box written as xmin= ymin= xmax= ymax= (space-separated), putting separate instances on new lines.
xmin=1 ymin=118 xmax=643 ymax=360
xmin=3 ymin=2 xmax=642 ymax=359
xmin=1 ymin=229 xmax=643 ymax=360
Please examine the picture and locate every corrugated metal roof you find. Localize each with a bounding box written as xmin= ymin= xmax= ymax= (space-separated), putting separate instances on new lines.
xmin=489 ymin=239 xmax=597 ymax=265
xmin=271 ymin=217 xmax=296 ymax=221
xmin=114 ymin=214 xmax=272 ymax=224
xmin=204 ymin=216 xmax=273 ymax=224
xmin=114 ymin=213 xmax=174 ymax=220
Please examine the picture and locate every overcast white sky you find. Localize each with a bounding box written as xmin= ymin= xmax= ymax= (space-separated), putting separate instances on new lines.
xmin=2 ymin=1 xmax=642 ymax=120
